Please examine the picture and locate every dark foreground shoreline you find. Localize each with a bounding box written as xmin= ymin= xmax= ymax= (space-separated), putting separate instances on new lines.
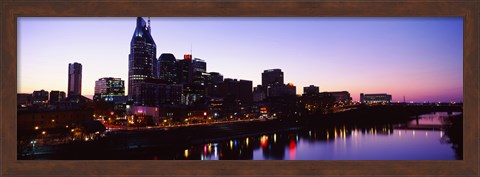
xmin=18 ymin=105 xmax=462 ymax=160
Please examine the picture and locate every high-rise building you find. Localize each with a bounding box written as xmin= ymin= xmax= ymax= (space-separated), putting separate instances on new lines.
xmin=262 ymin=69 xmax=284 ymax=87
xmin=262 ymin=69 xmax=285 ymax=97
xmin=128 ymin=17 xmax=157 ymax=100
xmin=218 ymin=78 xmax=253 ymax=104
xmin=158 ymin=53 xmax=177 ymax=84
xmin=217 ymin=78 xmax=253 ymax=117
xmin=177 ymin=54 xmax=193 ymax=84
xmin=206 ymin=72 xmax=223 ymax=97
xmin=360 ymin=93 xmax=392 ymax=104
xmin=253 ymin=85 xmax=266 ymax=102
xmin=93 ymin=77 xmax=125 ymax=102
xmin=207 ymin=72 xmax=223 ymax=84
xmin=32 ymin=90 xmax=49 ymax=105
xmin=49 ymin=90 xmax=66 ymax=104
xmin=192 ymin=58 xmax=207 ymax=85
xmin=68 ymin=62 xmax=82 ymax=97
xmin=304 ymin=85 xmax=319 ymax=95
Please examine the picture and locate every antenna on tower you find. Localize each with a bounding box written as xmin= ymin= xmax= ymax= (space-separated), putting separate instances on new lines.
xmin=190 ymin=43 xmax=193 ymax=56
xmin=147 ymin=17 xmax=151 ymax=32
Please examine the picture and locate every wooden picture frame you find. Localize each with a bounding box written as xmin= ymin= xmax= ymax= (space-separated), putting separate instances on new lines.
xmin=1 ymin=0 xmax=478 ymax=176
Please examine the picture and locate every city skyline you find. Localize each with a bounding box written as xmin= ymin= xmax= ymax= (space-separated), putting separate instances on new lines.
xmin=18 ymin=17 xmax=463 ymax=102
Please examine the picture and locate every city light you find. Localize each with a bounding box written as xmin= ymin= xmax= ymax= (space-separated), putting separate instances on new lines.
xmin=16 ymin=17 xmax=463 ymax=161
xmin=184 ymin=149 xmax=189 ymax=158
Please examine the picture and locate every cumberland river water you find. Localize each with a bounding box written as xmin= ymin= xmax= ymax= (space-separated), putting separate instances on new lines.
xmin=24 ymin=112 xmax=462 ymax=160
xmin=175 ymin=112 xmax=461 ymax=160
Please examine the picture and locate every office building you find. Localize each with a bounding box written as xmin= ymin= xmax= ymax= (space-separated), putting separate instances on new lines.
xmin=268 ymin=83 xmax=296 ymax=97
xmin=262 ymin=69 xmax=284 ymax=87
xmin=253 ymin=85 xmax=266 ymax=102
xmin=130 ymin=79 xmax=183 ymax=107
xmin=68 ymin=62 xmax=82 ymax=97
xmin=360 ymin=93 xmax=392 ymax=104
xmin=32 ymin=90 xmax=49 ymax=105
xmin=218 ymin=79 xmax=253 ymax=103
xmin=206 ymin=72 xmax=223 ymax=97
xmin=304 ymin=85 xmax=319 ymax=95
xmin=322 ymin=91 xmax=352 ymax=103
xmin=218 ymin=78 xmax=253 ymax=117
xmin=177 ymin=54 xmax=193 ymax=84
xmin=207 ymin=72 xmax=223 ymax=84
xmin=158 ymin=53 xmax=177 ymax=84
xmin=192 ymin=58 xmax=207 ymax=85
xmin=128 ymin=17 xmax=157 ymax=99
xmin=93 ymin=77 xmax=125 ymax=102
xmin=17 ymin=93 xmax=32 ymax=107
xmin=49 ymin=90 xmax=66 ymax=104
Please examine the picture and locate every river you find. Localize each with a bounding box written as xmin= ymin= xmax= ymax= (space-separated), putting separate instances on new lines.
xmin=175 ymin=112 xmax=461 ymax=160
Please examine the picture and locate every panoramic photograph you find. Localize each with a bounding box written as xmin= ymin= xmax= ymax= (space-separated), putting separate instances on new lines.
xmin=17 ymin=17 xmax=463 ymax=160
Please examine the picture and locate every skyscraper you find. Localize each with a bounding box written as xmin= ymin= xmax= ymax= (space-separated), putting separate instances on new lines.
xmin=262 ymin=69 xmax=284 ymax=87
xmin=68 ymin=62 xmax=82 ymax=97
xmin=158 ymin=53 xmax=177 ymax=84
xmin=128 ymin=17 xmax=157 ymax=100
xmin=192 ymin=58 xmax=207 ymax=85
xmin=262 ymin=69 xmax=284 ymax=97
xmin=177 ymin=54 xmax=193 ymax=84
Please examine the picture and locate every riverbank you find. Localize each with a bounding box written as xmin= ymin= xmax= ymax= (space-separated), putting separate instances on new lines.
xmin=19 ymin=106 xmax=463 ymax=160
xmin=20 ymin=119 xmax=302 ymax=159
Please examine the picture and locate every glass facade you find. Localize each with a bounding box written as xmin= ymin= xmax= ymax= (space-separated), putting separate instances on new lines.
xmin=94 ymin=77 xmax=125 ymax=102
xmin=128 ymin=17 xmax=157 ymax=100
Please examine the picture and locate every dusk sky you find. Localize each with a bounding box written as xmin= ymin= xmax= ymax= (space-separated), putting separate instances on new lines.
xmin=18 ymin=17 xmax=463 ymax=102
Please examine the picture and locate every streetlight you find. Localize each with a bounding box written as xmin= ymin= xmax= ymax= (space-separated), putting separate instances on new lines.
xmin=30 ymin=140 xmax=37 ymax=156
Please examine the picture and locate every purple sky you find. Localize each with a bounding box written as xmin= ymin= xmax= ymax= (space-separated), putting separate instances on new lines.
xmin=18 ymin=17 xmax=463 ymax=102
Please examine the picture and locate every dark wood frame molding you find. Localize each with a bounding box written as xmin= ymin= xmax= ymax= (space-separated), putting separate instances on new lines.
xmin=1 ymin=1 xmax=478 ymax=176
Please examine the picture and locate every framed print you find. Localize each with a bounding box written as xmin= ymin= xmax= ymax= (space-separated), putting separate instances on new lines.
xmin=1 ymin=0 xmax=479 ymax=176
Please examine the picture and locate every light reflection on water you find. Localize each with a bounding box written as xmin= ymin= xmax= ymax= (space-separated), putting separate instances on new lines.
xmin=180 ymin=112 xmax=460 ymax=160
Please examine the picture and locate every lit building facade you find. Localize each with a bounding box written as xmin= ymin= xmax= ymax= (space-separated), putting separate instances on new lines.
xmin=360 ymin=93 xmax=392 ymax=104
xmin=192 ymin=58 xmax=207 ymax=85
xmin=128 ymin=17 xmax=157 ymax=100
xmin=93 ymin=77 xmax=125 ymax=102
xmin=32 ymin=90 xmax=49 ymax=105
xmin=68 ymin=62 xmax=82 ymax=97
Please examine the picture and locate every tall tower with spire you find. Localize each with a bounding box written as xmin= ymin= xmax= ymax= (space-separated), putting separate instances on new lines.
xmin=128 ymin=17 xmax=157 ymax=101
